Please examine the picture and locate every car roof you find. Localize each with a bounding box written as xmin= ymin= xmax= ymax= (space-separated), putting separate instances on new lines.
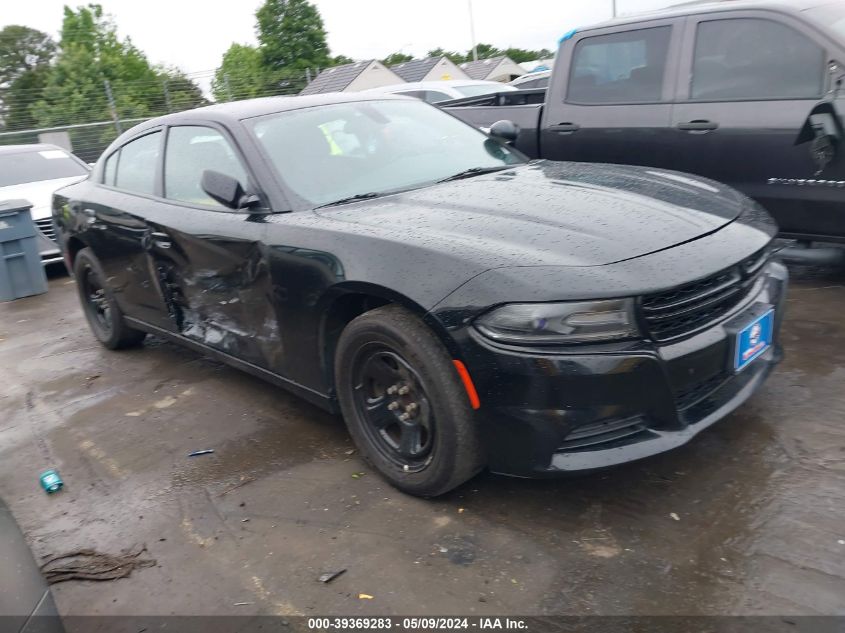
xmin=577 ymin=0 xmax=828 ymax=32
xmin=366 ymin=80 xmax=512 ymax=92
xmin=0 ymin=143 xmax=67 ymax=156
xmin=128 ymin=92 xmax=410 ymax=132
xmin=512 ymin=70 xmax=552 ymax=81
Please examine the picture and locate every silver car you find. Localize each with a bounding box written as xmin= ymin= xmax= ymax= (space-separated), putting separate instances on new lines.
xmin=0 ymin=144 xmax=90 ymax=265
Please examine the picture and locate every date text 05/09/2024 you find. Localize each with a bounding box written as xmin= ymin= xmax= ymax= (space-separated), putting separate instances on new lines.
xmin=307 ymin=618 xmax=529 ymax=630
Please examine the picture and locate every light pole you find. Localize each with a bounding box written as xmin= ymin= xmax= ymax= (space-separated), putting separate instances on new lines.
xmin=612 ymin=0 xmax=617 ymax=17
xmin=468 ymin=0 xmax=478 ymax=61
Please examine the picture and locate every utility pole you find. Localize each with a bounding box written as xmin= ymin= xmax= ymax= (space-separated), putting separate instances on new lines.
xmin=103 ymin=79 xmax=122 ymax=135
xmin=163 ymin=79 xmax=173 ymax=113
xmin=612 ymin=0 xmax=617 ymax=17
xmin=468 ymin=0 xmax=478 ymax=62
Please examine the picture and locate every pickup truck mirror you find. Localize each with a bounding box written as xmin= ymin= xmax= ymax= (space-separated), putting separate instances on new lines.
xmin=489 ymin=120 xmax=519 ymax=144
xmin=201 ymin=170 xmax=265 ymax=213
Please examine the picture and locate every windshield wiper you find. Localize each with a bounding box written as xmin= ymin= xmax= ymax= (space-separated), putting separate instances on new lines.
xmin=315 ymin=192 xmax=382 ymax=209
xmin=436 ymin=166 xmax=513 ymax=183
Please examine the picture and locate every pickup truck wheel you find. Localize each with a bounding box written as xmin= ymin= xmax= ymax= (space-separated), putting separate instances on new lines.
xmin=335 ymin=305 xmax=484 ymax=497
xmin=74 ymin=248 xmax=146 ymax=350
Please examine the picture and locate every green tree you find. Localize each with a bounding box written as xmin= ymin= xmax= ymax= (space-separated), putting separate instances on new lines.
xmin=382 ymin=52 xmax=413 ymax=66
xmin=157 ymin=67 xmax=207 ymax=112
xmin=212 ymin=43 xmax=272 ymax=102
xmin=2 ymin=65 xmax=52 ymax=131
xmin=502 ymin=47 xmax=554 ymax=63
xmin=0 ymin=25 xmax=56 ymax=88
xmin=427 ymin=48 xmax=466 ymax=64
xmin=256 ymin=0 xmax=330 ymax=72
xmin=472 ymin=43 xmax=502 ymax=60
xmin=329 ymin=54 xmax=355 ymax=67
xmin=0 ymin=26 xmax=56 ymax=131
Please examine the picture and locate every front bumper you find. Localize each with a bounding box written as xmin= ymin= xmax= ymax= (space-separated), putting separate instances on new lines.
xmin=34 ymin=219 xmax=63 ymax=265
xmin=458 ymin=262 xmax=788 ymax=477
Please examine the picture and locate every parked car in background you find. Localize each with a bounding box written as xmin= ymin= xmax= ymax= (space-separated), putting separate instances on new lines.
xmin=443 ymin=0 xmax=845 ymax=247
xmin=363 ymin=80 xmax=517 ymax=104
xmin=0 ymin=144 xmax=90 ymax=265
xmin=509 ymin=69 xmax=552 ymax=89
xmin=54 ymin=94 xmax=786 ymax=496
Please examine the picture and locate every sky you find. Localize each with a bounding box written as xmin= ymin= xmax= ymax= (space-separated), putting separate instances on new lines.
xmin=2 ymin=0 xmax=673 ymax=80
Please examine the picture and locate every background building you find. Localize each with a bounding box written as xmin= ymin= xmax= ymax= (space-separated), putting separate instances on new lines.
xmin=390 ymin=56 xmax=469 ymax=82
xmin=460 ymin=56 xmax=525 ymax=82
xmin=299 ymin=60 xmax=403 ymax=95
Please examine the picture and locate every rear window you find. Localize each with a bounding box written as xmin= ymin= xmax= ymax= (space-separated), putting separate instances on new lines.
xmin=0 ymin=149 xmax=88 ymax=187
xmin=568 ymin=26 xmax=671 ymax=104
xmin=691 ymin=18 xmax=825 ymax=100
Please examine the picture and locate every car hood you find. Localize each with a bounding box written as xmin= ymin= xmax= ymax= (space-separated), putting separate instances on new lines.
xmin=0 ymin=176 xmax=87 ymax=221
xmin=316 ymin=161 xmax=751 ymax=268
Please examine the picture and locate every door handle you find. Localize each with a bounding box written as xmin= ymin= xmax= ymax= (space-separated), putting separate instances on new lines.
xmin=549 ymin=122 xmax=581 ymax=134
xmin=149 ymin=231 xmax=172 ymax=249
xmin=677 ymin=120 xmax=719 ymax=132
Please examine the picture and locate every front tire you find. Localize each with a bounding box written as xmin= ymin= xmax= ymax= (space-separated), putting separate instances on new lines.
xmin=73 ymin=248 xmax=146 ymax=350
xmin=335 ymin=305 xmax=484 ymax=497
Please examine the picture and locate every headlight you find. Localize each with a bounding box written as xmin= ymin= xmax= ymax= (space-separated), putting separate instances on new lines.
xmin=474 ymin=299 xmax=639 ymax=345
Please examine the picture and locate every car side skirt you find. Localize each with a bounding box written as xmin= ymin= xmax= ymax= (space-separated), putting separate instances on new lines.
xmin=125 ymin=317 xmax=338 ymax=414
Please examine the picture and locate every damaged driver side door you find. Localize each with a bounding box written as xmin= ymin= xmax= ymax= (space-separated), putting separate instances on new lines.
xmin=143 ymin=124 xmax=279 ymax=369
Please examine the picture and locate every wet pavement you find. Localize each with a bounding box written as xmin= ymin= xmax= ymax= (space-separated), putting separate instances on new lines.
xmin=0 ymin=264 xmax=843 ymax=616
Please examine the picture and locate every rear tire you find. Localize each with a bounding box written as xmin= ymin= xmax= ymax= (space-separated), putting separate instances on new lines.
xmin=335 ymin=305 xmax=484 ymax=497
xmin=73 ymin=248 xmax=146 ymax=350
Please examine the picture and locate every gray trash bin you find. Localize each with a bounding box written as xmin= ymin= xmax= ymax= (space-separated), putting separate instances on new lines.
xmin=0 ymin=199 xmax=49 ymax=302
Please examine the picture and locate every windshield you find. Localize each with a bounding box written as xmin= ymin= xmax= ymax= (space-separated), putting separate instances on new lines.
xmin=454 ymin=83 xmax=517 ymax=97
xmin=0 ymin=148 xmax=88 ymax=188
xmin=248 ymin=99 xmax=524 ymax=208
xmin=806 ymin=3 xmax=845 ymax=39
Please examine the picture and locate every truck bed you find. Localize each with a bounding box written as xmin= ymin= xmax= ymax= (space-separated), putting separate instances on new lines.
xmin=440 ymin=88 xmax=546 ymax=157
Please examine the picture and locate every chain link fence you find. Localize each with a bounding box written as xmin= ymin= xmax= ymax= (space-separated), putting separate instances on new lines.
xmin=0 ymin=69 xmax=314 ymax=163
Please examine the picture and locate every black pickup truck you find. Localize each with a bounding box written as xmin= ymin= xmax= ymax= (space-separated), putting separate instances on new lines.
xmin=443 ymin=0 xmax=845 ymax=249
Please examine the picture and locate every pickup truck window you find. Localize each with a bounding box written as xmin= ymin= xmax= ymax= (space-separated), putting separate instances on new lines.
xmin=691 ymin=18 xmax=825 ymax=101
xmin=114 ymin=131 xmax=161 ymax=196
xmin=568 ymin=26 xmax=670 ymax=104
xmin=249 ymin=99 xmax=524 ymax=208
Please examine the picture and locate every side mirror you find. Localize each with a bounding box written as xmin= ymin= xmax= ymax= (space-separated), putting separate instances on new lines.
xmin=201 ymin=170 xmax=263 ymax=212
xmin=489 ymin=120 xmax=519 ymax=143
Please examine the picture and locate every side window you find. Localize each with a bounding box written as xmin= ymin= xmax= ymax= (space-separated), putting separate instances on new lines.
xmin=691 ymin=18 xmax=825 ymax=100
xmin=568 ymin=26 xmax=671 ymax=104
xmin=164 ymin=126 xmax=249 ymax=208
xmin=115 ymin=132 xmax=161 ymax=195
xmin=396 ymin=90 xmax=426 ymax=100
xmin=103 ymin=151 xmax=119 ymax=186
xmin=422 ymin=90 xmax=451 ymax=103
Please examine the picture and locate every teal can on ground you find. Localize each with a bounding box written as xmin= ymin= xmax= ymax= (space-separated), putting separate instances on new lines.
xmin=0 ymin=199 xmax=49 ymax=302
xmin=39 ymin=469 xmax=63 ymax=494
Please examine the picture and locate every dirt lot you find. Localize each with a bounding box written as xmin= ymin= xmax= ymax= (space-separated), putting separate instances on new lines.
xmin=0 ymin=264 xmax=843 ymax=617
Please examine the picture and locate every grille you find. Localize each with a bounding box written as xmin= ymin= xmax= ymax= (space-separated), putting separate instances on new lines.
xmin=557 ymin=416 xmax=650 ymax=452
xmin=35 ymin=218 xmax=57 ymax=242
xmin=640 ymin=249 xmax=769 ymax=342
xmin=675 ymin=372 xmax=728 ymax=411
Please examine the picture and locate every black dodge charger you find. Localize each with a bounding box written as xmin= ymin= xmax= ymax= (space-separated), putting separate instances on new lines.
xmin=53 ymin=93 xmax=787 ymax=496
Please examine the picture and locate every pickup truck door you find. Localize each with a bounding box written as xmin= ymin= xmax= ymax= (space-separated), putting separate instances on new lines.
xmin=540 ymin=17 xmax=683 ymax=166
xmin=669 ymin=11 xmax=845 ymax=240
xmin=145 ymin=124 xmax=280 ymax=370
